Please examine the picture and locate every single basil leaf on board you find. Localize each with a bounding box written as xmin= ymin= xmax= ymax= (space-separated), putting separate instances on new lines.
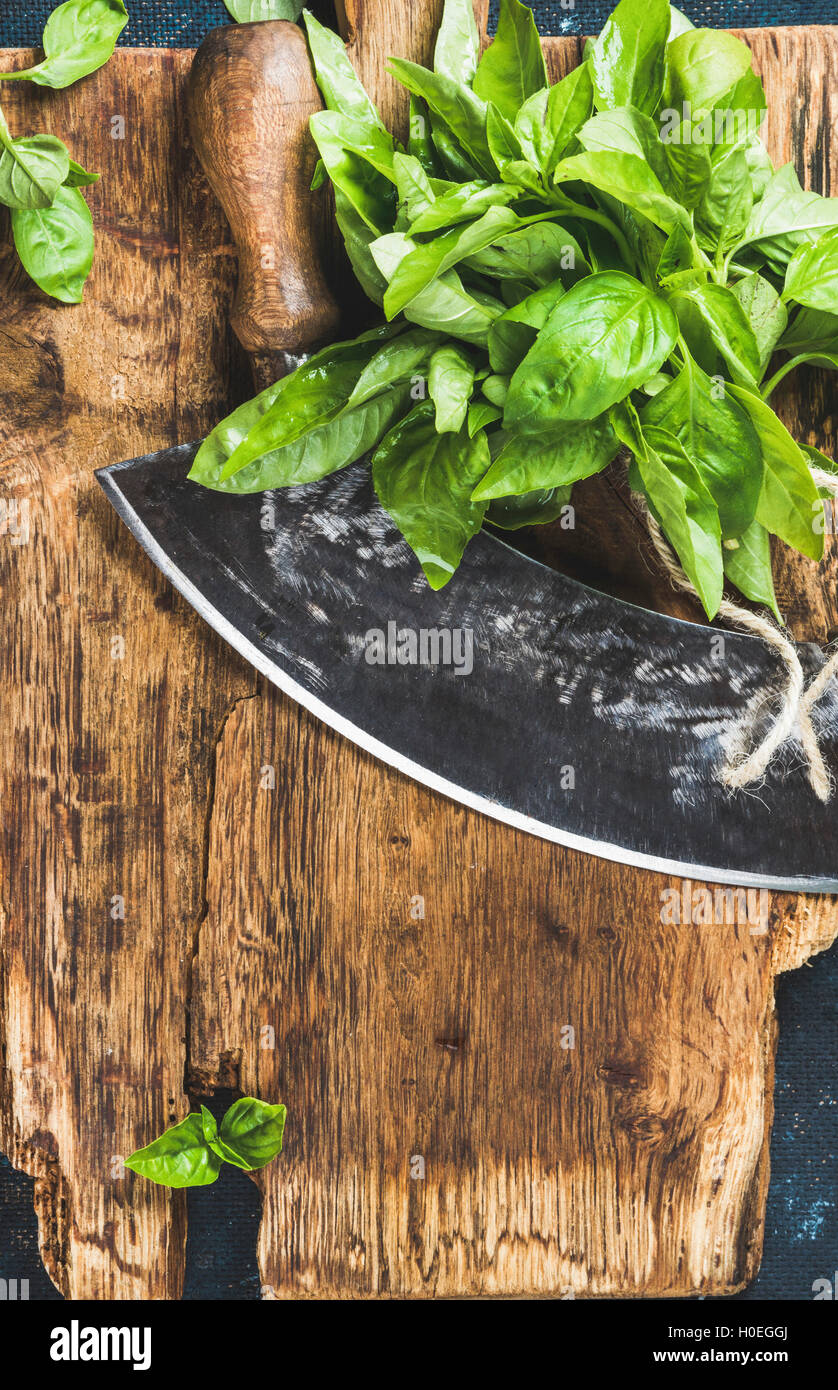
xmin=434 ymin=0 xmax=480 ymax=86
xmin=373 ymin=401 xmax=491 ymax=588
xmin=737 ymin=163 xmax=838 ymax=265
xmin=486 ymin=486 xmax=573 ymax=529
xmin=12 ymin=185 xmax=94 ymax=302
xmin=387 ymin=59 xmax=495 ymax=180
xmin=0 ymin=127 xmax=70 ymax=210
xmin=473 ymin=0 xmax=548 ymax=124
xmin=640 ymin=355 xmax=763 ymax=537
xmin=0 ymin=0 xmax=128 ymax=89
xmin=466 ymin=222 xmax=587 ymax=290
xmin=428 ymin=344 xmax=476 ymax=433
xmin=125 ymin=1114 xmax=222 ymax=1189
xmin=782 ymin=229 xmax=838 ymax=312
xmin=199 ymin=1105 xmax=252 ymax=1170
xmin=225 ymin=0 xmax=301 ymax=18
xmin=468 ymin=401 xmax=502 ymax=436
xmin=589 ymin=0 xmax=670 ymax=118
xmin=670 ymin=283 xmax=761 ymax=387
xmin=553 ymin=150 xmax=687 ymax=234
xmin=64 ymin=156 xmax=100 ymax=187
xmin=303 ymin=10 xmax=385 ymax=134
xmin=578 ymin=107 xmax=669 ymax=185
xmin=219 ymin=1098 xmax=287 ymax=1170
xmin=472 ymin=415 xmax=619 ymax=499
xmin=409 ymin=181 xmax=516 ymax=235
xmin=383 ymin=205 xmax=519 ymax=318
xmin=695 ymin=145 xmax=753 ymax=254
xmin=220 ymin=325 xmax=402 ymax=477
xmin=632 ymin=423 xmax=724 ymax=618
xmin=723 ymin=520 xmax=782 ymax=622
xmin=730 ymin=272 xmax=788 ymax=374
xmin=505 ymin=271 xmax=678 ymax=429
xmin=728 ymin=383 xmax=825 ymax=561
xmin=488 ymin=279 xmax=566 ymax=373
xmin=663 ymin=28 xmax=753 ymax=118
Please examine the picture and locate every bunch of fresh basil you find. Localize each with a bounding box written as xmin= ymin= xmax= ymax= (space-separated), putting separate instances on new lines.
xmin=190 ymin=0 xmax=838 ymax=619
xmin=0 ymin=0 xmax=128 ymax=303
xmin=125 ymin=1097 xmax=286 ymax=1188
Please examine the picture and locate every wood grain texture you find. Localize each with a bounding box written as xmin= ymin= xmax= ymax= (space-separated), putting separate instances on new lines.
xmin=0 ymin=49 xmax=256 ymax=1298
xmin=0 ymin=24 xmax=836 ymax=1302
xmin=187 ymin=27 xmax=838 ymax=1298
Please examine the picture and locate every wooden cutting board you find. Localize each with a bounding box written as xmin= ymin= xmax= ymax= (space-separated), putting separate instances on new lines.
xmin=1 ymin=11 xmax=837 ymax=1298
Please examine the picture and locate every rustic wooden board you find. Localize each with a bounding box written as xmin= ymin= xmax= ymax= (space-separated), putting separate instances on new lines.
xmin=1 ymin=16 xmax=837 ymax=1299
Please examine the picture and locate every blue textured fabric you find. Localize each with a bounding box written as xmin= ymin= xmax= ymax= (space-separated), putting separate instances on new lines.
xmin=0 ymin=0 xmax=833 ymax=46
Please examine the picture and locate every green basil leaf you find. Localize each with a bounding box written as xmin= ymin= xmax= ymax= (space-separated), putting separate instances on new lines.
xmin=473 ymin=0 xmax=548 ymax=124
xmin=578 ymin=106 xmax=669 ymax=184
xmin=488 ymin=280 xmax=566 ymax=373
xmin=0 ymin=126 xmax=69 ymax=210
xmin=668 ymin=5 xmax=695 ymax=40
xmin=632 ymin=422 xmax=724 ymax=618
xmin=64 ymin=156 xmax=100 ymax=187
xmin=221 ymin=326 xmax=405 ymax=477
xmin=434 ymin=0 xmax=480 ymax=86
xmin=517 ymin=63 xmax=593 ymax=177
xmin=373 ymin=401 xmax=491 ymax=587
xmin=218 ymin=1099 xmax=287 ymax=1170
xmin=656 ymin=222 xmax=694 ymax=281
xmin=472 ymin=415 xmax=618 ymax=499
xmin=383 ymin=205 xmax=519 ymax=318
xmin=200 ymin=1105 xmax=253 ymax=1170
xmin=663 ymin=28 xmax=753 ymax=119
xmin=468 ymin=401 xmax=502 ymax=436
xmin=661 ymin=121 xmax=712 ymax=210
xmin=0 ymin=0 xmax=128 ymax=89
xmin=670 ymin=283 xmax=761 ymax=387
xmin=641 ymin=354 xmax=763 ymax=537
xmin=303 ymin=9 xmax=384 ymax=133
xmin=722 ymin=520 xmax=781 ymax=622
xmin=431 ymin=122 xmax=482 ymax=182
xmin=372 ymin=233 xmax=503 ymax=344
xmin=332 ymin=184 xmax=389 ymax=305
xmin=782 ymin=228 xmax=838 ymax=313
xmin=553 ymin=150 xmax=688 ymax=233
xmin=738 ymin=163 xmax=838 ymax=265
xmin=11 ymin=185 xmax=94 ymax=302
xmin=125 ymin=1113 xmax=222 ymax=1189
xmin=730 ymin=271 xmax=788 ymax=374
xmin=193 ymin=384 xmax=413 ymax=493
xmin=388 ymin=58 xmax=495 ymax=179
xmin=466 ymin=221 xmax=587 ymax=289
xmin=780 ymin=305 xmax=838 ymax=355
xmin=482 ymin=373 xmax=510 ymax=407
xmin=590 ymin=0 xmax=670 ymax=117
xmin=309 ymin=114 xmax=396 ymax=236
xmin=695 ymin=146 xmax=753 ymax=253
xmin=728 ymin=384 xmax=825 ymax=561
xmin=408 ymin=96 xmax=441 ymax=177
xmin=393 ymin=152 xmax=435 ymax=227
xmin=428 ymin=344 xmax=476 ymax=433
xmin=505 ymin=270 xmax=678 ymax=428
xmin=486 ymin=486 xmax=573 ymax=529
xmin=225 ymin=0 xmax=301 ymax=17
xmin=409 ymin=180 xmax=516 ymax=234
xmin=349 ymin=327 xmax=443 ymax=407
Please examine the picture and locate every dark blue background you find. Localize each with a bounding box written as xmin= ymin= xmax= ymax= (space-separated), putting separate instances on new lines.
xmin=0 ymin=0 xmax=836 ymax=1303
xmin=0 ymin=1 xmax=836 ymax=45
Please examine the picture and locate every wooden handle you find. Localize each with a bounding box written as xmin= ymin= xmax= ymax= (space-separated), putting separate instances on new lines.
xmin=188 ymin=20 xmax=340 ymax=389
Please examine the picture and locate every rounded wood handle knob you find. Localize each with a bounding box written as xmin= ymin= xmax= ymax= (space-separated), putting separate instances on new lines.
xmin=187 ymin=20 xmax=340 ymax=387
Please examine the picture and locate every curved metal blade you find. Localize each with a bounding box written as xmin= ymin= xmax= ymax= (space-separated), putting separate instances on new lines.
xmin=96 ymin=443 xmax=838 ymax=893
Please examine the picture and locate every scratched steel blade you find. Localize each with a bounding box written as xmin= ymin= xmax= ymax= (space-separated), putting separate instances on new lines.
xmin=96 ymin=443 xmax=838 ymax=893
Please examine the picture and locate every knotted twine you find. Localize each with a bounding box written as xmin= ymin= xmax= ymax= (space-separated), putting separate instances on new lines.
xmin=633 ymin=467 xmax=838 ymax=803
